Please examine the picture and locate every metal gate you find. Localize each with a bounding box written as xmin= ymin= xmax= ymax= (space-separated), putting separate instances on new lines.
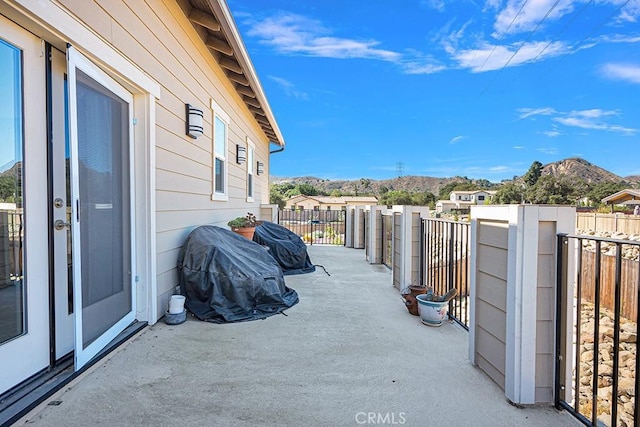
xmin=556 ymin=233 xmax=640 ymax=427
xmin=420 ymin=218 xmax=470 ymax=330
xmin=277 ymin=209 xmax=345 ymax=245
xmin=381 ymin=213 xmax=393 ymax=269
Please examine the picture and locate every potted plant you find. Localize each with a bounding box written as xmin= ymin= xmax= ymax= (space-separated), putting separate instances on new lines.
xmin=228 ymin=212 xmax=258 ymax=240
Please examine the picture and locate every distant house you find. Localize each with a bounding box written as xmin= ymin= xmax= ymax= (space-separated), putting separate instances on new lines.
xmin=285 ymin=195 xmax=378 ymax=211
xmin=436 ymin=190 xmax=497 ymax=213
xmin=601 ymin=189 xmax=640 ymax=212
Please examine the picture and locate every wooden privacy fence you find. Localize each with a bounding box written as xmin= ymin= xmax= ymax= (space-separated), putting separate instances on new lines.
xmin=580 ymin=250 xmax=640 ymax=323
xmin=577 ymin=213 xmax=640 ymax=235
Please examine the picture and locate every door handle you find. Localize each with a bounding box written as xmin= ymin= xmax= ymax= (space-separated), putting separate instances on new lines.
xmin=54 ymin=219 xmax=71 ymax=230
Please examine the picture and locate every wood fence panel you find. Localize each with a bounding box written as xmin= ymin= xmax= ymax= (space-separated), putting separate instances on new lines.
xmin=581 ymin=251 xmax=640 ymax=322
xmin=577 ymin=213 xmax=640 ymax=235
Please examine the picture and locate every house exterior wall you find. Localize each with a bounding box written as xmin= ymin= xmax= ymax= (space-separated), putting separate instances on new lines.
xmin=284 ymin=196 xmax=375 ymax=211
xmin=8 ymin=0 xmax=277 ymax=322
xmin=288 ymin=199 xmax=322 ymax=210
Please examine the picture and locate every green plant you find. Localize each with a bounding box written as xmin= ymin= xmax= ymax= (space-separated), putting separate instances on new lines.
xmin=227 ymin=212 xmax=257 ymax=228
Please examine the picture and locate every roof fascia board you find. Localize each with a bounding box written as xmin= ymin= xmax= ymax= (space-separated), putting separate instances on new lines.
xmin=207 ymin=0 xmax=285 ymax=147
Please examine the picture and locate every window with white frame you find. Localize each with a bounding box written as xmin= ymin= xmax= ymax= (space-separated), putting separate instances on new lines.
xmin=211 ymin=99 xmax=229 ymax=200
xmin=247 ymin=139 xmax=254 ymax=201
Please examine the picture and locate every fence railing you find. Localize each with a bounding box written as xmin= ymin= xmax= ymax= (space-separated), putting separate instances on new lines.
xmin=556 ymin=234 xmax=640 ymax=427
xmin=277 ymin=209 xmax=346 ymax=245
xmin=381 ymin=213 xmax=393 ymax=269
xmin=420 ymin=218 xmax=470 ymax=330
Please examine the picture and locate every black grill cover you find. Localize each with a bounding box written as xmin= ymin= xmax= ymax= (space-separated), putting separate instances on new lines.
xmin=178 ymin=225 xmax=298 ymax=323
xmin=253 ymin=221 xmax=315 ymax=275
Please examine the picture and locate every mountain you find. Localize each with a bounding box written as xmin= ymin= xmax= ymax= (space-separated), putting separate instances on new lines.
xmin=272 ymin=175 xmax=483 ymax=197
xmin=540 ymin=157 xmax=628 ymax=184
xmin=272 ymin=157 xmax=636 ymax=198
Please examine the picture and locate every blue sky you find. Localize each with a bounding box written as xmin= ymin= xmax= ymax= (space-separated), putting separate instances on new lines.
xmin=227 ymin=0 xmax=640 ymax=182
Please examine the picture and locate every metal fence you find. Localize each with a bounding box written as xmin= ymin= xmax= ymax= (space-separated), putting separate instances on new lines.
xmin=556 ymin=234 xmax=640 ymax=427
xmin=277 ymin=209 xmax=346 ymax=245
xmin=420 ymin=218 xmax=471 ymax=330
xmin=381 ymin=213 xmax=393 ymax=269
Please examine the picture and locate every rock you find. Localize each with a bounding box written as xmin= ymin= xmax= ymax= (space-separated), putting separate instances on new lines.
xmin=620 ymin=331 xmax=637 ymax=343
xmin=621 ymin=323 xmax=636 ymax=333
xmin=599 ymin=364 xmax=613 ymax=376
xmin=618 ymin=378 xmax=635 ymax=396
xmin=581 ymin=350 xmax=594 ymax=363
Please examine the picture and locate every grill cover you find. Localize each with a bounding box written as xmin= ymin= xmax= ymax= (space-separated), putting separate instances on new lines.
xmin=178 ymin=225 xmax=298 ymax=323
xmin=253 ymin=221 xmax=315 ymax=275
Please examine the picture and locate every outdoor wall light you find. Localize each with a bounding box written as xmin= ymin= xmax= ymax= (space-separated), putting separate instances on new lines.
xmin=236 ymin=145 xmax=247 ymax=164
xmin=186 ymin=103 xmax=204 ymax=139
xmin=256 ymin=161 xmax=264 ymax=175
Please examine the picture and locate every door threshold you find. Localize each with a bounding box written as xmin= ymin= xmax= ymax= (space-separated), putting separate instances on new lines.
xmin=0 ymin=321 xmax=147 ymax=427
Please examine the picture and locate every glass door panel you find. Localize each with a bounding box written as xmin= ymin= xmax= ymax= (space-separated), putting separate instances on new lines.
xmin=0 ymin=39 xmax=25 ymax=347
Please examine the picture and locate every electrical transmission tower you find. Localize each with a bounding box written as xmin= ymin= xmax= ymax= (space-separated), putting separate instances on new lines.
xmin=396 ymin=161 xmax=404 ymax=177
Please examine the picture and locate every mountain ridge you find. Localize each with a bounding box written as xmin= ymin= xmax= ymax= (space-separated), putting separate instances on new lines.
xmin=272 ymin=157 xmax=637 ymax=196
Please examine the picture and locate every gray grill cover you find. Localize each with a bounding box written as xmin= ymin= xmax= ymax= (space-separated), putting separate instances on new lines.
xmin=178 ymin=225 xmax=298 ymax=323
xmin=253 ymin=221 xmax=315 ymax=275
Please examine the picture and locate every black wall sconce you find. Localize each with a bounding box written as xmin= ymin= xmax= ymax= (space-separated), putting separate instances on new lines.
xmin=256 ymin=161 xmax=264 ymax=175
xmin=186 ymin=103 xmax=203 ymax=139
xmin=236 ymin=145 xmax=247 ymax=164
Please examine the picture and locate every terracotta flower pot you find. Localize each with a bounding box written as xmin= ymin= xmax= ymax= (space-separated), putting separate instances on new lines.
xmin=402 ymin=286 xmax=427 ymax=316
xmin=232 ymin=226 xmax=255 ymax=240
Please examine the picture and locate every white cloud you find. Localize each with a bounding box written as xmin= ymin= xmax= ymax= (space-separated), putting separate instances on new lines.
xmin=484 ymin=0 xmax=504 ymax=12
xmin=601 ymin=63 xmax=640 ymax=84
xmin=268 ymin=76 xmax=309 ymax=100
xmin=519 ymin=106 xmax=638 ymax=135
xmin=517 ymin=107 xmax=556 ymax=119
xmin=403 ymin=61 xmax=447 ymax=74
xmin=453 ymin=40 xmax=567 ymax=72
xmin=449 ymin=135 xmax=465 ymax=144
xmin=493 ymin=0 xmax=577 ymax=36
xmin=421 ymin=0 xmax=446 ymax=12
xmin=245 ymin=13 xmax=400 ymax=61
xmin=537 ymin=147 xmax=558 ymax=155
xmin=597 ymin=34 xmax=640 ymax=44
xmin=553 ymin=109 xmax=637 ymax=134
xmin=513 ymin=145 xmax=525 ymax=149
xmin=614 ymin=1 xmax=640 ymax=23
xmin=490 ymin=166 xmax=511 ymax=172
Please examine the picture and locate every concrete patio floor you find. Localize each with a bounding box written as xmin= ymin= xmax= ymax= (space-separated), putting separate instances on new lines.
xmin=17 ymin=245 xmax=579 ymax=427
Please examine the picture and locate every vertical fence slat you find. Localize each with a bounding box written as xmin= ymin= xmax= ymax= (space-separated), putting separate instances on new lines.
xmin=592 ymin=241 xmax=602 ymax=426
xmin=555 ymin=234 xmax=568 ymax=409
xmin=611 ymin=243 xmax=622 ymax=427
xmin=575 ymin=239 xmax=583 ymax=414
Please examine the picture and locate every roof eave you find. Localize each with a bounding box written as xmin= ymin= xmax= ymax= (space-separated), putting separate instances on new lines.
xmin=186 ymin=0 xmax=285 ymax=147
